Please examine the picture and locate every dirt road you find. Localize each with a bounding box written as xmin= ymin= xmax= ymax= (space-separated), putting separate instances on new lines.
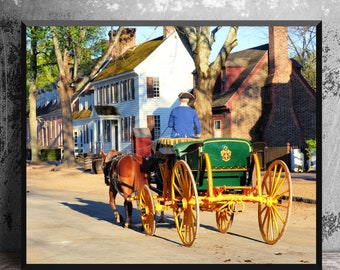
xmin=25 ymin=162 xmax=317 ymax=265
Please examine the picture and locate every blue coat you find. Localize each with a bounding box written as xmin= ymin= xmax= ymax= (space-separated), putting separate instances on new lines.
xmin=168 ymin=105 xmax=201 ymax=138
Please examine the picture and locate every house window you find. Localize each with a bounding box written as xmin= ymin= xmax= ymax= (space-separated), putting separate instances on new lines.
xmin=120 ymin=81 xmax=128 ymax=101
xmin=154 ymin=115 xmax=161 ymax=138
xmin=74 ymin=131 xmax=78 ymax=148
xmin=97 ymin=120 xmax=101 ymax=143
xmin=120 ymin=116 xmax=135 ymax=142
xmin=124 ymin=80 xmax=128 ymax=100
xmin=97 ymin=87 xmax=103 ymax=105
xmin=110 ymin=84 xmax=114 ymax=103
xmin=85 ymin=94 xmax=88 ymax=109
xmin=58 ymin=123 xmax=62 ymax=146
xmin=84 ymin=124 xmax=89 ymax=144
xmin=121 ymin=117 xmax=128 ymax=142
xmin=90 ymin=129 xmax=93 ymax=152
xmin=129 ymin=78 xmax=135 ymax=99
xmin=80 ymin=130 xmax=83 ymax=147
xmin=147 ymin=115 xmax=160 ymax=140
xmin=131 ymin=116 xmax=136 ymax=130
xmin=105 ymin=85 xmax=110 ymax=104
xmin=119 ymin=82 xmax=126 ymax=101
xmin=103 ymin=120 xmax=111 ymax=143
xmin=146 ymin=77 xmax=159 ymax=98
xmin=113 ymin=83 xmax=119 ymax=103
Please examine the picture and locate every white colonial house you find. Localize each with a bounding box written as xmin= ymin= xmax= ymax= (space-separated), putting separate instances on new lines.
xmin=72 ymin=27 xmax=195 ymax=156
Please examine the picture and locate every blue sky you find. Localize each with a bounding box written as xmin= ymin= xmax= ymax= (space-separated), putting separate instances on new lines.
xmin=129 ymin=26 xmax=269 ymax=62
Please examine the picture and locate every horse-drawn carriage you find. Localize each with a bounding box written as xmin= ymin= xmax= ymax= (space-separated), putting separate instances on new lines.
xmin=102 ymin=137 xmax=292 ymax=247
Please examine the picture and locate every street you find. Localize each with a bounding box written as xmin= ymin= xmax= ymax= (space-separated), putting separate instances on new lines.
xmin=26 ymin=163 xmax=317 ymax=265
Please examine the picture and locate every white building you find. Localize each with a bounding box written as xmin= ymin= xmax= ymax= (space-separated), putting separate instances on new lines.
xmin=72 ymin=27 xmax=195 ymax=155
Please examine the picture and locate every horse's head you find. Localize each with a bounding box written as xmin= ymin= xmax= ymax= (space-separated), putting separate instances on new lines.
xmin=101 ymin=149 xmax=121 ymax=185
xmin=101 ymin=149 xmax=120 ymax=163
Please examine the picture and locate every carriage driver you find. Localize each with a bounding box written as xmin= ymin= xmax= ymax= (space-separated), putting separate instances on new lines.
xmin=168 ymin=92 xmax=201 ymax=138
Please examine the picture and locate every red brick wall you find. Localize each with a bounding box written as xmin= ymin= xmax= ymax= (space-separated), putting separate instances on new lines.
xmin=110 ymin=28 xmax=136 ymax=59
xmin=214 ymin=26 xmax=316 ymax=148
xmin=264 ymin=26 xmax=305 ymax=147
xmin=268 ymin=26 xmax=291 ymax=83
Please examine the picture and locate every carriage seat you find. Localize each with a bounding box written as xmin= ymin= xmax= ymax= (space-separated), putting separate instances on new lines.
xmin=172 ymin=141 xmax=203 ymax=158
xmin=154 ymin=137 xmax=202 ymax=160
xmin=199 ymin=138 xmax=253 ymax=190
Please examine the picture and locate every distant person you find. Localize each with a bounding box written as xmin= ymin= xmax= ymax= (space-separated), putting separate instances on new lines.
xmin=168 ymin=92 xmax=201 ymax=138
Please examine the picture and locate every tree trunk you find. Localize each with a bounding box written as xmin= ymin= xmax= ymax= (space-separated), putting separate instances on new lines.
xmin=178 ymin=26 xmax=238 ymax=139
xmin=28 ymin=26 xmax=40 ymax=164
xmin=28 ymin=82 xmax=40 ymax=164
xmin=58 ymin=80 xmax=76 ymax=166
xmin=195 ymin=79 xmax=214 ymax=139
xmin=50 ymin=26 xmax=125 ymax=168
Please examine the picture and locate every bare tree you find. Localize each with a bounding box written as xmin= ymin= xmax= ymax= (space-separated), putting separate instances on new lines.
xmin=176 ymin=26 xmax=238 ymax=138
xmin=50 ymin=26 xmax=125 ymax=168
xmin=288 ymin=26 xmax=316 ymax=90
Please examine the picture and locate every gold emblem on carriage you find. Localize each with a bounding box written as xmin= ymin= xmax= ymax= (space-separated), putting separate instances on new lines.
xmin=220 ymin=146 xmax=232 ymax=162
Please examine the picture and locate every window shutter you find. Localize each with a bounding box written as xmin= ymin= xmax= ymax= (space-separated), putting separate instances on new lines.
xmin=131 ymin=78 xmax=135 ymax=99
xmin=147 ymin=77 xmax=154 ymax=98
xmin=147 ymin=115 xmax=155 ymax=139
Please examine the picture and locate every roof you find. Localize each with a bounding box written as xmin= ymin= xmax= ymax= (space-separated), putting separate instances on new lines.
xmin=94 ymin=105 xmax=120 ymax=115
xmin=93 ymin=36 xmax=165 ymax=81
xmin=71 ymin=84 xmax=94 ymax=104
xmin=212 ymin=43 xmax=306 ymax=108
xmin=212 ymin=44 xmax=268 ymax=108
xmin=73 ymin=109 xmax=92 ymax=119
xmin=36 ymin=101 xmax=61 ymax=117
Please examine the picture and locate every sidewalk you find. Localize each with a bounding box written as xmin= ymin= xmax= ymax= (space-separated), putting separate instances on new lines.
xmin=290 ymin=172 xmax=317 ymax=204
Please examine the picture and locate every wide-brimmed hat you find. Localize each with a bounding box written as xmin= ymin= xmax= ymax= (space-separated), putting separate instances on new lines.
xmin=178 ymin=92 xmax=195 ymax=100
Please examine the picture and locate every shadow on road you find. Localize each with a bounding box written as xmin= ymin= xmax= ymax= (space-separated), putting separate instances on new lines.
xmin=60 ymin=197 xmax=124 ymax=225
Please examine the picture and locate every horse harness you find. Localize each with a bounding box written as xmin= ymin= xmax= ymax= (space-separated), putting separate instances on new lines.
xmin=106 ymin=154 xmax=136 ymax=192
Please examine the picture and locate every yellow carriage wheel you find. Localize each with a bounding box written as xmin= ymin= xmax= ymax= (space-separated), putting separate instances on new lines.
xmin=216 ymin=208 xmax=234 ymax=233
xmin=171 ymin=160 xmax=199 ymax=247
xmin=258 ymin=160 xmax=292 ymax=244
xmin=251 ymin=152 xmax=262 ymax=189
xmin=139 ymin=184 xmax=156 ymax=236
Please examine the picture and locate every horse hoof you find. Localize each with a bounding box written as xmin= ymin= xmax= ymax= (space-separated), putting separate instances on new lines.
xmin=123 ymin=223 xmax=131 ymax=228
xmin=115 ymin=215 xmax=123 ymax=224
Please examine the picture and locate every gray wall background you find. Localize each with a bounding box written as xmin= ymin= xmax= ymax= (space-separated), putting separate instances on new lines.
xmin=0 ymin=0 xmax=338 ymax=255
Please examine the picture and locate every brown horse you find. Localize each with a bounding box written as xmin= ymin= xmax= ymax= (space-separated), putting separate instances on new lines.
xmin=101 ymin=149 xmax=149 ymax=228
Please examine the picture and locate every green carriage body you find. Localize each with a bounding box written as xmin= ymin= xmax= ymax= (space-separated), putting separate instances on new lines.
xmin=172 ymin=137 xmax=253 ymax=192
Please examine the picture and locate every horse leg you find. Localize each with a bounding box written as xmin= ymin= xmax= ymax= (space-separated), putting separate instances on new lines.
xmin=123 ymin=199 xmax=133 ymax=228
xmin=109 ymin=189 xmax=123 ymax=224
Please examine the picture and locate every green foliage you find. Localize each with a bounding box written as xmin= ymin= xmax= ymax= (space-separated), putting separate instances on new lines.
xmin=40 ymin=149 xmax=62 ymax=161
xmin=305 ymin=138 xmax=316 ymax=158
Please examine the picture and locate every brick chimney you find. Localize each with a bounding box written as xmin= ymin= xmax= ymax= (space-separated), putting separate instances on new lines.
xmin=263 ymin=26 xmax=301 ymax=147
xmin=268 ymin=26 xmax=291 ymax=83
xmin=163 ymin=26 xmax=175 ymax=39
xmin=109 ymin=28 xmax=136 ymax=59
